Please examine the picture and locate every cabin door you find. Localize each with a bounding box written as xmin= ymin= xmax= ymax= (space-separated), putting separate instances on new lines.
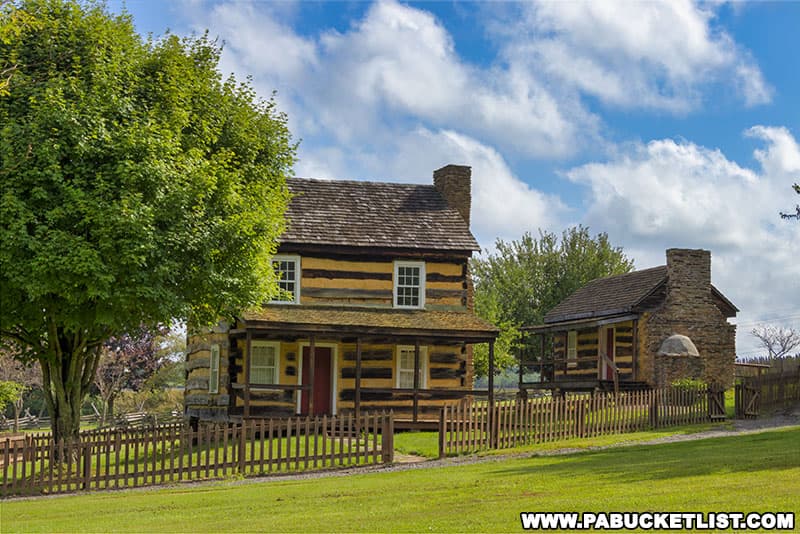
xmin=301 ymin=347 xmax=332 ymax=415
xmin=603 ymin=328 xmax=615 ymax=380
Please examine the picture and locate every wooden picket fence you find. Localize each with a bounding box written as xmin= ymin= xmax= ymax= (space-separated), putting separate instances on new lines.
xmin=735 ymin=370 xmax=800 ymax=418
xmin=439 ymin=386 xmax=719 ymax=457
xmin=1 ymin=411 xmax=393 ymax=497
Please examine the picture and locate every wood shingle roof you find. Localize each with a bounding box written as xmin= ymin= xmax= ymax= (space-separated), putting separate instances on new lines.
xmin=543 ymin=266 xmax=668 ymax=323
xmin=281 ymin=178 xmax=480 ymax=251
xmin=543 ymin=265 xmax=738 ymax=324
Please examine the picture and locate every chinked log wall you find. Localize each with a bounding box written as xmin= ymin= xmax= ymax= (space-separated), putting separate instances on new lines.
xmin=537 ymin=320 xmax=636 ymax=380
xmin=185 ymin=333 xmax=230 ymax=422
xmin=187 ymin=254 xmax=478 ymax=421
xmin=299 ymin=256 xmax=469 ymax=310
xmin=337 ymin=344 xmax=469 ymax=418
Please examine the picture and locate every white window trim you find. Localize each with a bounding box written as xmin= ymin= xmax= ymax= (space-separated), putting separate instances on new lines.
xmin=395 ymin=345 xmax=428 ymax=389
xmin=393 ymin=260 xmax=426 ymax=309
xmin=209 ymin=344 xmax=220 ymax=394
xmin=269 ymin=254 xmax=301 ymax=304
xmin=296 ymin=342 xmax=339 ymax=415
xmin=567 ymin=330 xmax=578 ymax=369
xmin=250 ymin=340 xmax=281 ymax=386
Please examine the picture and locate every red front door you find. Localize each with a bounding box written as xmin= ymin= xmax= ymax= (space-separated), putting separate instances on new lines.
xmin=301 ymin=347 xmax=332 ymax=415
xmin=604 ymin=328 xmax=615 ymax=380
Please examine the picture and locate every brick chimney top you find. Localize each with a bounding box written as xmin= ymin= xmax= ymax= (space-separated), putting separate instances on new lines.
xmin=433 ymin=164 xmax=472 ymax=227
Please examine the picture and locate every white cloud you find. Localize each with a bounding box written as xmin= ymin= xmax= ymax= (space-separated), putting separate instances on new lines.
xmin=187 ymin=0 xmax=598 ymax=159
xmin=376 ymin=128 xmax=568 ymax=244
xmin=503 ymin=0 xmax=771 ymax=111
xmin=294 ymin=127 xmax=567 ymax=245
xmin=566 ymin=127 xmax=800 ymax=354
xmin=199 ymin=2 xmax=317 ymax=83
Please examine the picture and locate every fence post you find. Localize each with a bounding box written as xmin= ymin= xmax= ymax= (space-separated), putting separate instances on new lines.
xmin=82 ymin=443 xmax=91 ymax=490
xmin=576 ymin=401 xmax=586 ymax=438
xmin=438 ymin=408 xmax=446 ymax=459
xmin=649 ymin=390 xmax=659 ymax=428
xmin=238 ymin=422 xmax=246 ymax=474
xmin=381 ymin=412 xmax=394 ymax=464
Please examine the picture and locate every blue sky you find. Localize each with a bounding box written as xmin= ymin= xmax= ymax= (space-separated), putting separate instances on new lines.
xmin=111 ymin=1 xmax=799 ymax=357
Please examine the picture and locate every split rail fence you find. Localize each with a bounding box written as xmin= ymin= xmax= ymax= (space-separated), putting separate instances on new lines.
xmin=1 ymin=411 xmax=393 ymax=498
xmin=735 ymin=370 xmax=800 ymax=418
xmin=440 ymin=386 xmax=721 ymax=457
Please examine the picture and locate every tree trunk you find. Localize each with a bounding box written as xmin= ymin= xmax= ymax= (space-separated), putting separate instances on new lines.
xmin=12 ymin=398 xmax=21 ymax=433
xmin=99 ymin=393 xmax=116 ymax=427
xmin=38 ymin=325 xmax=103 ymax=456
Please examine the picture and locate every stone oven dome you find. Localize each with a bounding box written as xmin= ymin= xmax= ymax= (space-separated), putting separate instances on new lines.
xmin=658 ymin=334 xmax=700 ymax=357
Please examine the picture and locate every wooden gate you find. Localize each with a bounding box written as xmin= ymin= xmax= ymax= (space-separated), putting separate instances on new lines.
xmin=735 ymin=382 xmax=759 ymax=418
xmin=707 ymin=387 xmax=726 ymax=420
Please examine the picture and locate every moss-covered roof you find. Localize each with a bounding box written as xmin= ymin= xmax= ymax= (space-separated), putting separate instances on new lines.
xmin=240 ymin=305 xmax=498 ymax=341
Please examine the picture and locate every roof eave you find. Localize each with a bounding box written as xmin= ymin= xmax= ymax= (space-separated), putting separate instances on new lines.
xmin=524 ymin=313 xmax=640 ymax=334
xmin=711 ymin=285 xmax=739 ymax=314
xmin=543 ymin=307 xmax=635 ymax=324
xmin=234 ymin=320 xmax=498 ymax=343
xmin=278 ymin=241 xmax=481 ymax=254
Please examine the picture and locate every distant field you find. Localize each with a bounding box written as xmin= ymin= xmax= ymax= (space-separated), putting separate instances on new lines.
xmin=4 ymin=427 xmax=799 ymax=532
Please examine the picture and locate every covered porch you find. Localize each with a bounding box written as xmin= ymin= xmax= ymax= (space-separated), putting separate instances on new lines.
xmin=520 ymin=314 xmax=648 ymax=394
xmin=230 ymin=306 xmax=499 ymax=429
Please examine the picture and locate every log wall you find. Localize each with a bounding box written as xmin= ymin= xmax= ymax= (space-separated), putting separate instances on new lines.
xmin=298 ymin=256 xmax=468 ymax=310
xmin=184 ymin=329 xmax=231 ymax=422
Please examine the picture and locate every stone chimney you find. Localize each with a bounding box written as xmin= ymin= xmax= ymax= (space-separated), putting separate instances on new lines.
xmin=665 ymin=248 xmax=711 ymax=310
xmin=433 ymin=164 xmax=472 ymax=226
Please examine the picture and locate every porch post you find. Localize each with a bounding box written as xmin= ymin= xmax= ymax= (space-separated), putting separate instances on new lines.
xmin=632 ymin=320 xmax=639 ymax=381
xmin=540 ymin=334 xmax=545 ymax=382
xmin=308 ymin=334 xmax=316 ymax=415
xmin=488 ymin=339 xmax=495 ymax=448
xmin=413 ymin=339 xmax=420 ymax=423
xmin=355 ymin=337 xmax=362 ymax=422
xmin=244 ymin=330 xmax=252 ymax=419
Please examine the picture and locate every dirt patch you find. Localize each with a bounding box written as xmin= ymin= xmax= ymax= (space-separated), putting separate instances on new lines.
xmin=393 ymin=453 xmax=428 ymax=464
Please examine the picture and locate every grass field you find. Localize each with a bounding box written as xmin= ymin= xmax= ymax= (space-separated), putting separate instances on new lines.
xmin=392 ymin=421 xmax=730 ymax=459
xmin=4 ymin=426 xmax=798 ymax=532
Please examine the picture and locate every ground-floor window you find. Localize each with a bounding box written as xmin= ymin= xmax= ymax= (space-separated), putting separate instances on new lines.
xmin=396 ymin=345 xmax=427 ymax=388
xmin=251 ymin=341 xmax=280 ymax=384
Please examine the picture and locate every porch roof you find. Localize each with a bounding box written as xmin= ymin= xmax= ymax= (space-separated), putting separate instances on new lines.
xmin=237 ymin=305 xmax=498 ymax=343
xmin=522 ymin=314 xmax=639 ymax=334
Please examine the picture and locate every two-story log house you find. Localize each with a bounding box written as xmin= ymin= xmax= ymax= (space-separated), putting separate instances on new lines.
xmin=184 ymin=165 xmax=498 ymax=427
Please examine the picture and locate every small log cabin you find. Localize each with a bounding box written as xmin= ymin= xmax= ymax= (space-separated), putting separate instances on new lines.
xmin=185 ymin=165 xmax=499 ymax=427
xmin=521 ymin=249 xmax=738 ymax=393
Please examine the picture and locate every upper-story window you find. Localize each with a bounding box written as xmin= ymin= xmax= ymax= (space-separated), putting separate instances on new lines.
xmin=393 ymin=261 xmax=425 ymax=309
xmin=271 ymin=255 xmax=300 ymax=304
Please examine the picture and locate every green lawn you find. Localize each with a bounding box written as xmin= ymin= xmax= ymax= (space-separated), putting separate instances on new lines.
xmin=392 ymin=421 xmax=732 ymax=459
xmin=4 ymin=427 xmax=799 ymax=532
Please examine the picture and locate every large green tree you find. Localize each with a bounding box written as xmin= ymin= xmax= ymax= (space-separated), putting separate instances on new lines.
xmin=0 ymin=0 xmax=295 ymax=445
xmin=471 ymin=226 xmax=633 ymax=377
